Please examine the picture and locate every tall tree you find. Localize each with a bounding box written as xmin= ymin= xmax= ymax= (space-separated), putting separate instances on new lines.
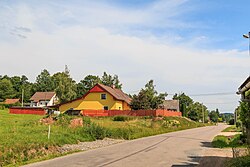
xmin=0 ymin=79 xmax=15 ymax=100
xmin=34 ymin=69 xmax=54 ymax=92
xmin=173 ymin=93 xmax=193 ymax=117
xmin=101 ymin=72 xmax=122 ymax=89
xmin=52 ymin=69 xmax=77 ymax=103
xmin=76 ymin=75 xmax=101 ymax=98
xmin=130 ymin=80 xmax=167 ymax=110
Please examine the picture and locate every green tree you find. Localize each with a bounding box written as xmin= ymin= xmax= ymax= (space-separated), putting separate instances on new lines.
xmin=239 ymin=97 xmax=250 ymax=144
xmin=0 ymin=79 xmax=15 ymax=100
xmin=187 ymin=102 xmax=208 ymax=122
xmin=101 ymin=72 xmax=122 ymax=89
xmin=76 ymin=75 xmax=101 ymax=97
xmin=130 ymin=80 xmax=167 ymax=110
xmin=173 ymin=93 xmax=193 ymax=117
xmin=34 ymin=69 xmax=54 ymax=92
xmin=209 ymin=110 xmax=219 ymax=122
xmin=52 ymin=69 xmax=77 ymax=103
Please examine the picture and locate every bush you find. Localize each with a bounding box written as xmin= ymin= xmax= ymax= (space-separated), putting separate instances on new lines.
xmin=236 ymin=120 xmax=242 ymax=128
xmin=226 ymin=155 xmax=250 ymax=167
xmin=113 ymin=116 xmax=135 ymax=122
xmin=229 ymin=119 xmax=234 ymax=125
xmin=84 ymin=123 xmax=111 ymax=140
xmin=212 ymin=134 xmax=245 ymax=148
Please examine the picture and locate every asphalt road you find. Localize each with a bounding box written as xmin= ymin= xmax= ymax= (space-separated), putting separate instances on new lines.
xmin=24 ymin=124 xmax=228 ymax=167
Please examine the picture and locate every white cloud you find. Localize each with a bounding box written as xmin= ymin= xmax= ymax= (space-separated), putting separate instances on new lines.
xmin=0 ymin=0 xmax=248 ymax=113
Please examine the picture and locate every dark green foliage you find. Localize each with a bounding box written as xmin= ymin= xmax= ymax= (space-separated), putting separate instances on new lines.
xmin=84 ymin=123 xmax=111 ymax=140
xmin=236 ymin=120 xmax=242 ymax=128
xmin=34 ymin=69 xmax=54 ymax=92
xmin=226 ymin=155 xmax=250 ymax=167
xmin=101 ymin=72 xmax=122 ymax=89
xmin=52 ymin=70 xmax=77 ymax=103
xmin=212 ymin=134 xmax=245 ymax=148
xmin=113 ymin=115 xmax=136 ymax=122
xmin=229 ymin=119 xmax=235 ymax=125
xmin=209 ymin=110 xmax=219 ymax=122
xmin=130 ymin=80 xmax=167 ymax=110
xmin=76 ymin=75 xmax=101 ymax=98
xmin=187 ymin=109 xmax=199 ymax=121
xmin=0 ymin=79 xmax=15 ymax=100
xmin=173 ymin=92 xmax=193 ymax=117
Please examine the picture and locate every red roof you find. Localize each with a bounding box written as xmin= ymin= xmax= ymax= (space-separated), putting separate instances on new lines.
xmin=58 ymin=84 xmax=131 ymax=106
xmin=30 ymin=92 xmax=56 ymax=102
xmin=96 ymin=83 xmax=131 ymax=104
xmin=5 ymin=99 xmax=20 ymax=104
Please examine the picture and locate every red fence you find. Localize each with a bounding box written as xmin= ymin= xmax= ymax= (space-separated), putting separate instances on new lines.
xmin=81 ymin=109 xmax=181 ymax=117
xmin=9 ymin=107 xmax=46 ymax=115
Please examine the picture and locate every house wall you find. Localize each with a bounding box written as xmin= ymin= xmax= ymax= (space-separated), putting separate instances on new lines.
xmin=59 ymin=92 xmax=131 ymax=112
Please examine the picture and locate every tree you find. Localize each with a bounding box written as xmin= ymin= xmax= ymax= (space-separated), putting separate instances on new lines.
xmin=34 ymin=69 xmax=54 ymax=92
xmin=101 ymin=72 xmax=122 ymax=89
xmin=209 ymin=110 xmax=219 ymax=123
xmin=0 ymin=79 xmax=15 ymax=100
xmin=239 ymin=97 xmax=250 ymax=144
xmin=76 ymin=75 xmax=101 ymax=97
xmin=52 ymin=69 xmax=77 ymax=103
xmin=173 ymin=93 xmax=193 ymax=117
xmin=130 ymin=80 xmax=167 ymax=110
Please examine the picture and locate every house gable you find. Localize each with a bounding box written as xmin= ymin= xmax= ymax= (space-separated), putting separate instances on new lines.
xmin=59 ymin=84 xmax=131 ymax=112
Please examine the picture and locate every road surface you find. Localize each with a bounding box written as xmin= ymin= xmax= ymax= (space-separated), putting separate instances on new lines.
xmin=24 ymin=124 xmax=228 ymax=167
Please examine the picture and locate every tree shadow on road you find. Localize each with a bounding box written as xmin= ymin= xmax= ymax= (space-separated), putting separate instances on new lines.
xmin=171 ymin=155 xmax=231 ymax=167
xmin=171 ymin=141 xmax=232 ymax=167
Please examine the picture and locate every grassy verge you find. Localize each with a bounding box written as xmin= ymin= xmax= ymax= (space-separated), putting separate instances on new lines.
xmin=222 ymin=125 xmax=242 ymax=132
xmin=212 ymin=134 xmax=246 ymax=148
xmin=0 ymin=110 xmax=210 ymax=166
xmin=225 ymin=155 xmax=250 ymax=167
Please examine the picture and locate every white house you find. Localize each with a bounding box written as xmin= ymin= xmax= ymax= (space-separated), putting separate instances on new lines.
xmin=30 ymin=92 xmax=58 ymax=107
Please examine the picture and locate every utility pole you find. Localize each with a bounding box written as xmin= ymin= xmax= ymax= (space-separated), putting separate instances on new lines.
xmin=202 ymin=104 xmax=204 ymax=123
xmin=21 ymin=88 xmax=24 ymax=107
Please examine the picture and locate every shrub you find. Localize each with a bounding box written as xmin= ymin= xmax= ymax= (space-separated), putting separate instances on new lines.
xmin=113 ymin=116 xmax=135 ymax=122
xmin=236 ymin=120 xmax=242 ymax=128
xmin=226 ymin=155 xmax=250 ymax=167
xmin=229 ymin=119 xmax=234 ymax=125
xmin=84 ymin=123 xmax=111 ymax=140
xmin=212 ymin=134 xmax=245 ymax=148
xmin=212 ymin=135 xmax=228 ymax=148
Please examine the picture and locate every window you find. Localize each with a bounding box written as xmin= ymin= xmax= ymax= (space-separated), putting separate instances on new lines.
xmin=101 ymin=94 xmax=106 ymax=100
xmin=104 ymin=106 xmax=109 ymax=110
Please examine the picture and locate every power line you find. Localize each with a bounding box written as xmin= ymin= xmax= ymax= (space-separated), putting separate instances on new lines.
xmin=127 ymin=90 xmax=236 ymax=97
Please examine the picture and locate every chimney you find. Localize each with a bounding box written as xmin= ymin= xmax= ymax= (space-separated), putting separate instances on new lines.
xmin=111 ymin=85 xmax=115 ymax=89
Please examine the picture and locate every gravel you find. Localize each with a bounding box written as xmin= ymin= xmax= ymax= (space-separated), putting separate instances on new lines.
xmin=58 ymin=138 xmax=125 ymax=153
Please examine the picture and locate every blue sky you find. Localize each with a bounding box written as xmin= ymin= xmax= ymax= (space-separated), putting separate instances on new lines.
xmin=0 ymin=0 xmax=250 ymax=113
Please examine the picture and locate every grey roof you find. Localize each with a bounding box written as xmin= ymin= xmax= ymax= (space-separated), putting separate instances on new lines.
xmin=161 ymin=100 xmax=180 ymax=111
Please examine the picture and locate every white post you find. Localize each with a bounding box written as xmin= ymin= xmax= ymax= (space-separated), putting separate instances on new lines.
xmin=21 ymin=88 xmax=24 ymax=107
xmin=202 ymin=104 xmax=204 ymax=124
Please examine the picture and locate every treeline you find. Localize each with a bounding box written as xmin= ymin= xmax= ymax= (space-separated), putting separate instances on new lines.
xmin=173 ymin=93 xmax=231 ymax=123
xmin=0 ymin=67 xmax=122 ymax=103
xmin=0 ymin=67 xmax=228 ymax=123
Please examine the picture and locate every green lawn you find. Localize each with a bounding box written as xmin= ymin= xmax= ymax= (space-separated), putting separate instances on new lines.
xmin=222 ymin=125 xmax=242 ymax=132
xmin=0 ymin=109 xmax=210 ymax=166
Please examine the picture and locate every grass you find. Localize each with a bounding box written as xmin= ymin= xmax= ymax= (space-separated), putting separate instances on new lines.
xmin=0 ymin=109 xmax=210 ymax=166
xmin=222 ymin=125 xmax=242 ymax=132
xmin=225 ymin=154 xmax=250 ymax=167
xmin=212 ymin=134 xmax=246 ymax=148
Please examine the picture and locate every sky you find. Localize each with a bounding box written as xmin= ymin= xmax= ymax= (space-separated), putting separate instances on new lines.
xmin=0 ymin=0 xmax=250 ymax=113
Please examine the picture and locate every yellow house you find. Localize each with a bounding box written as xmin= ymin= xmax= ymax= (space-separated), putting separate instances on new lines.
xmin=59 ymin=83 xmax=131 ymax=112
